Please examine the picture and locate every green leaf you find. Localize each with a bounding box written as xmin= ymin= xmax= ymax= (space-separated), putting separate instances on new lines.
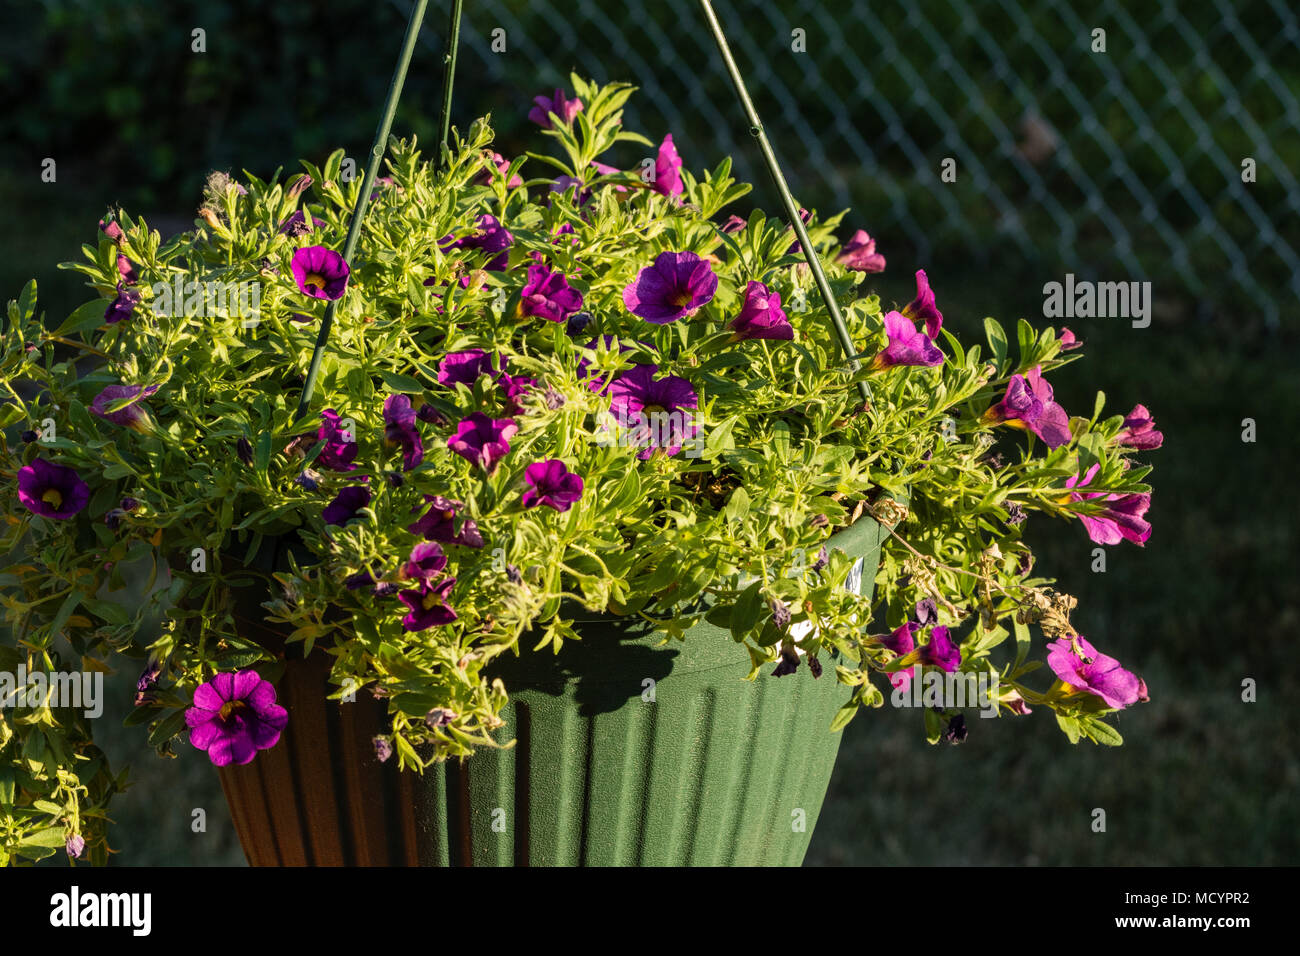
xmin=983 ymin=316 xmax=1008 ymax=370
xmin=730 ymin=580 xmax=763 ymax=641
xmin=376 ymin=370 xmax=425 ymax=394
xmin=51 ymin=299 xmax=108 ymax=338
xmin=1083 ymin=717 xmax=1124 ymax=746
xmin=724 ymin=486 xmax=750 ymax=524
xmin=829 ymin=699 xmax=859 ymax=732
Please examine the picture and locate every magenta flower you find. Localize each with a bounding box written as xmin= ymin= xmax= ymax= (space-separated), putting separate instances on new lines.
xmin=900 ymin=269 xmax=943 ymax=340
xmin=1047 ymin=636 xmax=1143 ymax=709
xmin=920 ymin=625 xmax=961 ymax=672
xmin=528 ymin=88 xmax=583 ymax=128
xmin=500 ymin=373 xmax=539 ymax=415
xmin=135 ymin=660 xmax=161 ymax=707
xmin=322 ymin=485 xmax=371 ymax=525
xmin=982 ymin=366 xmax=1072 ymax=449
xmin=437 ymin=349 xmax=507 ymax=388
xmin=519 ymin=262 xmax=584 ymax=322
xmin=836 ymin=229 xmax=886 ymax=273
xmin=1065 ymin=463 xmax=1152 ymax=546
xmin=784 ymin=208 xmax=813 ymax=254
xmin=383 ymin=394 xmax=424 ymax=471
xmin=622 ymin=251 xmax=718 ymax=323
xmin=521 ymin=459 xmax=585 ymax=511
xmin=291 ymin=245 xmax=349 ymax=300
xmin=99 ymin=217 xmax=124 ymax=244
xmin=185 ymin=670 xmax=288 ymax=767
xmin=476 ymin=152 xmax=524 ymax=189
xmin=608 ymin=364 xmax=698 ymax=458
xmin=402 ymin=541 xmax=448 ymax=579
xmin=730 ymin=281 xmax=793 ymax=341
xmin=116 ymin=253 xmax=138 ymax=285
xmin=720 ymin=214 xmax=747 ymax=234
xmin=652 ymin=133 xmax=684 ymax=198
xmin=870 ymin=310 xmax=944 ymax=369
xmin=1116 ymin=404 xmax=1163 ymax=450
xmin=104 ymin=283 xmax=141 ymax=324
xmin=17 ymin=458 xmax=90 ymax=520
xmin=448 ymin=412 xmax=518 ymax=472
xmin=456 ymin=215 xmax=513 ymax=271
xmin=876 ymin=621 xmax=919 ymax=655
xmin=398 ymin=576 xmax=458 ymax=631
xmin=315 ymin=409 xmax=358 ymax=471
xmin=408 ymin=495 xmax=484 ymax=547
xmin=1058 ymin=327 xmax=1082 ymax=351
xmin=89 ymin=384 xmax=159 ymax=431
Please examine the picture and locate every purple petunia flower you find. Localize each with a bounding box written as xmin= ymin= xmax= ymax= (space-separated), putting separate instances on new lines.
xmin=16 ymin=458 xmax=90 ymax=520
xmin=919 ymin=625 xmax=961 ymax=672
xmin=900 ymin=269 xmax=943 ymax=340
xmin=1116 ymin=404 xmax=1163 ymax=450
xmin=451 ymin=215 xmax=513 ymax=271
xmin=528 ymin=88 xmax=583 ymax=129
xmin=982 ymin=366 xmax=1072 ymax=449
xmin=185 ymin=670 xmax=289 ymax=767
xmin=408 ymin=495 xmax=484 ymax=547
xmin=519 ymin=262 xmax=584 ymax=322
xmin=500 ymin=373 xmax=539 ymax=416
xmin=1047 ymin=636 xmax=1143 ymax=709
xmin=1065 ymin=463 xmax=1152 ymax=546
xmin=89 ymin=384 xmax=159 ymax=432
xmin=437 ymin=349 xmax=507 ymax=389
xmin=784 ymin=208 xmax=813 ymax=254
xmin=116 ymin=254 xmax=138 ymax=286
xmin=322 ymin=485 xmax=371 ymax=526
xmin=651 ymin=133 xmax=684 ymax=198
xmin=373 ymin=736 xmax=393 ymax=762
xmin=720 ymin=214 xmax=747 ymax=234
xmin=608 ymin=364 xmax=698 ymax=459
xmin=730 ymin=280 xmax=793 ymax=341
xmin=871 ymin=310 xmax=944 ymax=369
xmin=291 ymin=245 xmax=349 ymax=300
xmin=476 ymin=152 xmax=524 ymax=189
xmin=622 ymin=251 xmax=718 ymax=324
xmin=383 ymin=394 xmax=424 ymax=471
xmin=402 ymin=541 xmax=448 ymax=580
xmin=521 ymin=459 xmax=584 ymax=512
xmin=104 ymin=283 xmax=141 ymax=324
xmin=315 ymin=409 xmax=358 ymax=471
xmin=398 ymin=576 xmax=458 ymax=631
xmin=99 ymin=217 xmax=124 ymax=244
xmin=66 ymin=834 xmax=86 ymax=859
xmin=448 ymin=412 xmax=518 ymax=472
xmin=877 ymin=621 xmax=919 ymax=655
xmin=1058 ymin=327 xmax=1082 ymax=351
xmin=836 ymin=229 xmax=886 ymax=273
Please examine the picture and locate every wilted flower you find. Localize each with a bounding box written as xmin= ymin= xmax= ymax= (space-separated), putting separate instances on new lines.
xmin=373 ymin=736 xmax=393 ymax=763
xmin=770 ymin=597 xmax=792 ymax=630
xmin=17 ymin=458 xmax=90 ymax=520
xmin=730 ymin=281 xmax=793 ymax=341
xmin=1115 ymin=403 xmax=1163 ymax=450
xmin=981 ymin=366 xmax=1072 ymax=449
xmin=185 ymin=670 xmax=288 ymax=767
xmin=943 ymin=713 xmax=968 ymax=744
xmin=565 ymin=311 xmax=593 ymax=337
xmin=236 ymin=436 xmax=254 ymax=465
xmin=521 ymin=459 xmax=585 ymax=511
xmin=528 ymin=88 xmax=583 ymax=128
xmin=1065 ymin=463 xmax=1152 ymax=546
xmin=519 ymin=262 xmax=584 ymax=322
xmin=278 ymin=210 xmax=324 ymax=238
xmin=836 ymin=229 xmax=886 ymax=272
xmin=448 ymin=413 xmax=518 ymax=472
xmin=870 ymin=310 xmax=944 ymax=369
xmin=134 ymin=660 xmax=161 ymax=707
xmin=291 ymin=245 xmax=349 ymax=300
xmin=425 ymin=707 xmax=457 ymax=728
xmin=771 ymin=647 xmax=801 ymax=677
xmin=1047 ymin=636 xmax=1143 ymax=709
xmin=65 ymin=834 xmax=86 ymax=860
xmin=622 ymin=251 xmax=718 ymax=323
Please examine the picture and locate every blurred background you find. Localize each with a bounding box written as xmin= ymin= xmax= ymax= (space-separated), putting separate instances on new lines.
xmin=1 ymin=0 xmax=1296 ymax=865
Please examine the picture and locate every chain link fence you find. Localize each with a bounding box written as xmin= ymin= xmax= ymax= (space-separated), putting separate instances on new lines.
xmin=404 ymin=0 xmax=1299 ymax=326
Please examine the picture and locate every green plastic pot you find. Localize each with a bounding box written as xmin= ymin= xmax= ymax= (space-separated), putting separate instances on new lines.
xmin=218 ymin=513 xmax=888 ymax=866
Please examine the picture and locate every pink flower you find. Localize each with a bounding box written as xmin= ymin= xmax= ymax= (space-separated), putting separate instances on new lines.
xmin=1115 ymin=404 xmax=1163 ymax=450
xmin=1058 ymin=327 xmax=1082 ymax=350
xmin=1065 ymin=463 xmax=1152 ymax=546
xmin=651 ymin=134 xmax=684 ymax=199
xmin=900 ymin=269 xmax=943 ymax=340
xmin=870 ymin=310 xmax=944 ymax=369
xmin=836 ymin=229 xmax=886 ymax=273
xmin=981 ymin=366 xmax=1072 ymax=449
xmin=1047 ymin=636 xmax=1143 ymax=709
xmin=528 ymin=88 xmax=583 ymax=128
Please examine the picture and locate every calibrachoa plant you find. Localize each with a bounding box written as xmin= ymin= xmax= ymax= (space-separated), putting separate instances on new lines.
xmin=0 ymin=75 xmax=1159 ymax=864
